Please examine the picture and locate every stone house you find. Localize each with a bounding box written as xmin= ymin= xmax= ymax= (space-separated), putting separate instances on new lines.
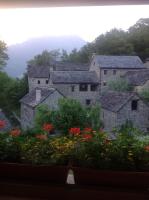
xmin=90 ymin=55 xmax=145 ymax=92
xmin=123 ymin=69 xmax=149 ymax=92
xmin=100 ymin=91 xmax=149 ymax=132
xmin=27 ymin=64 xmax=99 ymax=106
xmin=20 ymin=88 xmax=64 ymax=130
xmin=21 ymin=56 xmax=148 ymax=130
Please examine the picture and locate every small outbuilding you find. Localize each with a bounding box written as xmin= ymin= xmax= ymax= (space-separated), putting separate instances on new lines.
xmin=20 ymin=87 xmax=64 ymax=130
xmin=100 ymin=91 xmax=149 ymax=132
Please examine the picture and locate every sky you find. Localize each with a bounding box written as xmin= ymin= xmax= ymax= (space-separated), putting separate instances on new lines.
xmin=0 ymin=5 xmax=149 ymax=46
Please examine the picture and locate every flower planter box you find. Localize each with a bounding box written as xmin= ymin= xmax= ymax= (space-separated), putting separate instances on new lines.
xmin=72 ymin=167 xmax=149 ymax=189
xmin=0 ymin=163 xmax=68 ymax=184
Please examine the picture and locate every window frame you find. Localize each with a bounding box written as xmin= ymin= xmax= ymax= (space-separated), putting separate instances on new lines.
xmin=79 ymin=84 xmax=88 ymax=91
xmin=131 ymin=100 xmax=138 ymax=111
xmin=86 ymin=99 xmax=91 ymax=105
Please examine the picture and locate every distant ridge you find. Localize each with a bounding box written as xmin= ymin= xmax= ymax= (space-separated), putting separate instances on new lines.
xmin=5 ymin=35 xmax=86 ymax=77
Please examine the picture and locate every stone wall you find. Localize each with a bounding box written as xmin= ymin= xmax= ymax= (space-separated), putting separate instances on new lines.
xmin=101 ymin=95 xmax=149 ymax=133
xmin=28 ymin=77 xmax=50 ymax=92
xmin=101 ymin=109 xmax=117 ymax=132
xmin=117 ymin=95 xmax=149 ymax=132
xmin=21 ymin=90 xmax=64 ymax=130
xmin=54 ymin=84 xmax=99 ymax=106
xmin=21 ymin=103 xmax=35 ymax=130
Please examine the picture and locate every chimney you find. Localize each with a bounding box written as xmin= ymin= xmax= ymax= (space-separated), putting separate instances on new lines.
xmin=36 ymin=89 xmax=41 ymax=102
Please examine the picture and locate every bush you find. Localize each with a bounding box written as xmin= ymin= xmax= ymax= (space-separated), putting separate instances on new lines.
xmin=108 ymin=78 xmax=133 ymax=92
xmin=35 ymin=98 xmax=102 ymax=134
xmin=139 ymin=88 xmax=149 ymax=102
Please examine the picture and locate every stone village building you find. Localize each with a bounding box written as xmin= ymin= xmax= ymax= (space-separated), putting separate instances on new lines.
xmin=20 ymin=56 xmax=149 ymax=131
xmin=123 ymin=69 xmax=149 ymax=92
xmin=100 ymin=91 xmax=149 ymax=133
xmin=20 ymin=88 xmax=64 ymax=130
xmin=90 ymin=55 xmax=145 ymax=92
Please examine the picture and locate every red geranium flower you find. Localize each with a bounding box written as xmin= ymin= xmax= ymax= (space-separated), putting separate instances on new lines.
xmin=36 ymin=134 xmax=48 ymax=140
xmin=10 ymin=129 xmax=21 ymax=137
xmin=43 ymin=123 xmax=54 ymax=132
xmin=0 ymin=120 xmax=6 ymax=129
xmin=82 ymin=133 xmax=93 ymax=141
xmin=69 ymin=127 xmax=80 ymax=136
xmin=144 ymin=146 xmax=149 ymax=152
xmin=83 ymin=127 xmax=92 ymax=133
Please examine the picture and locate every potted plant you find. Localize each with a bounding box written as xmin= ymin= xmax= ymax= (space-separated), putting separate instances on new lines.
xmin=69 ymin=126 xmax=149 ymax=190
xmin=0 ymin=123 xmax=69 ymax=184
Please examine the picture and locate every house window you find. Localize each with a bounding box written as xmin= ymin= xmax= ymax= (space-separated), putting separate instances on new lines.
xmin=131 ymin=100 xmax=138 ymax=111
xmin=38 ymin=80 xmax=40 ymax=84
xmin=104 ymin=70 xmax=107 ymax=75
xmin=86 ymin=99 xmax=91 ymax=105
xmin=103 ymin=81 xmax=107 ymax=86
xmin=79 ymin=84 xmax=88 ymax=91
xmin=113 ymin=70 xmax=117 ymax=75
xmin=71 ymin=85 xmax=75 ymax=92
xmin=91 ymin=84 xmax=97 ymax=91
xmin=46 ymin=80 xmax=48 ymax=84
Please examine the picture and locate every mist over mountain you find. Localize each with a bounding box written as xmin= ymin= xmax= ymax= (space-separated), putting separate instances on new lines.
xmin=5 ymin=36 xmax=86 ymax=77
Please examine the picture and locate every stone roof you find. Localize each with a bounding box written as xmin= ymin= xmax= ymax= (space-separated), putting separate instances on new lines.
xmin=93 ymin=55 xmax=144 ymax=69
xmin=123 ymin=69 xmax=149 ymax=86
xmin=54 ymin=62 xmax=89 ymax=71
xmin=0 ymin=109 xmax=12 ymax=132
xmin=27 ymin=62 xmax=89 ymax=78
xmin=100 ymin=91 xmax=137 ymax=112
xmin=28 ymin=65 xmax=50 ymax=78
xmin=51 ymin=71 xmax=99 ymax=84
xmin=20 ymin=88 xmax=63 ymax=107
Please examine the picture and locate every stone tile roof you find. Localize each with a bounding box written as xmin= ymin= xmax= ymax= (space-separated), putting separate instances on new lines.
xmin=0 ymin=109 xmax=12 ymax=132
xmin=100 ymin=91 xmax=137 ymax=112
xmin=51 ymin=71 xmax=99 ymax=84
xmin=54 ymin=62 xmax=89 ymax=71
xmin=123 ymin=69 xmax=149 ymax=86
xmin=20 ymin=88 xmax=63 ymax=107
xmin=28 ymin=65 xmax=50 ymax=78
xmin=27 ymin=62 xmax=89 ymax=78
xmin=93 ymin=55 xmax=144 ymax=69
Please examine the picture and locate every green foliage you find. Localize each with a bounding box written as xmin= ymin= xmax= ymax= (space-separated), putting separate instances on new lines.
xmin=0 ymin=40 xmax=9 ymax=70
xmin=0 ymin=133 xmax=21 ymax=162
xmin=94 ymin=29 xmax=134 ymax=56
xmin=35 ymin=98 xmax=102 ymax=134
xmin=0 ymin=72 xmax=28 ymax=121
xmin=35 ymin=104 xmax=55 ymax=131
xmin=129 ymin=18 xmax=149 ymax=60
xmin=108 ymin=78 xmax=133 ymax=92
xmin=53 ymin=98 xmax=88 ymax=133
xmin=28 ymin=49 xmax=60 ymax=66
xmin=73 ymin=130 xmax=111 ymax=169
xmin=20 ymin=137 xmax=54 ymax=164
xmin=139 ymin=88 xmax=149 ymax=102
xmin=86 ymin=104 xmax=101 ymax=131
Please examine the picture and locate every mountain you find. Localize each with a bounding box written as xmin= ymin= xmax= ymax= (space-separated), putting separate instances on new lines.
xmin=5 ymin=36 xmax=87 ymax=77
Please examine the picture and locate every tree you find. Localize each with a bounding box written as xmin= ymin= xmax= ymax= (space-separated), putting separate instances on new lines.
xmin=94 ymin=29 xmax=134 ymax=55
xmin=128 ymin=18 xmax=149 ymax=60
xmin=27 ymin=49 xmax=60 ymax=66
xmin=0 ymin=41 xmax=9 ymax=70
xmin=108 ymin=78 xmax=133 ymax=92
